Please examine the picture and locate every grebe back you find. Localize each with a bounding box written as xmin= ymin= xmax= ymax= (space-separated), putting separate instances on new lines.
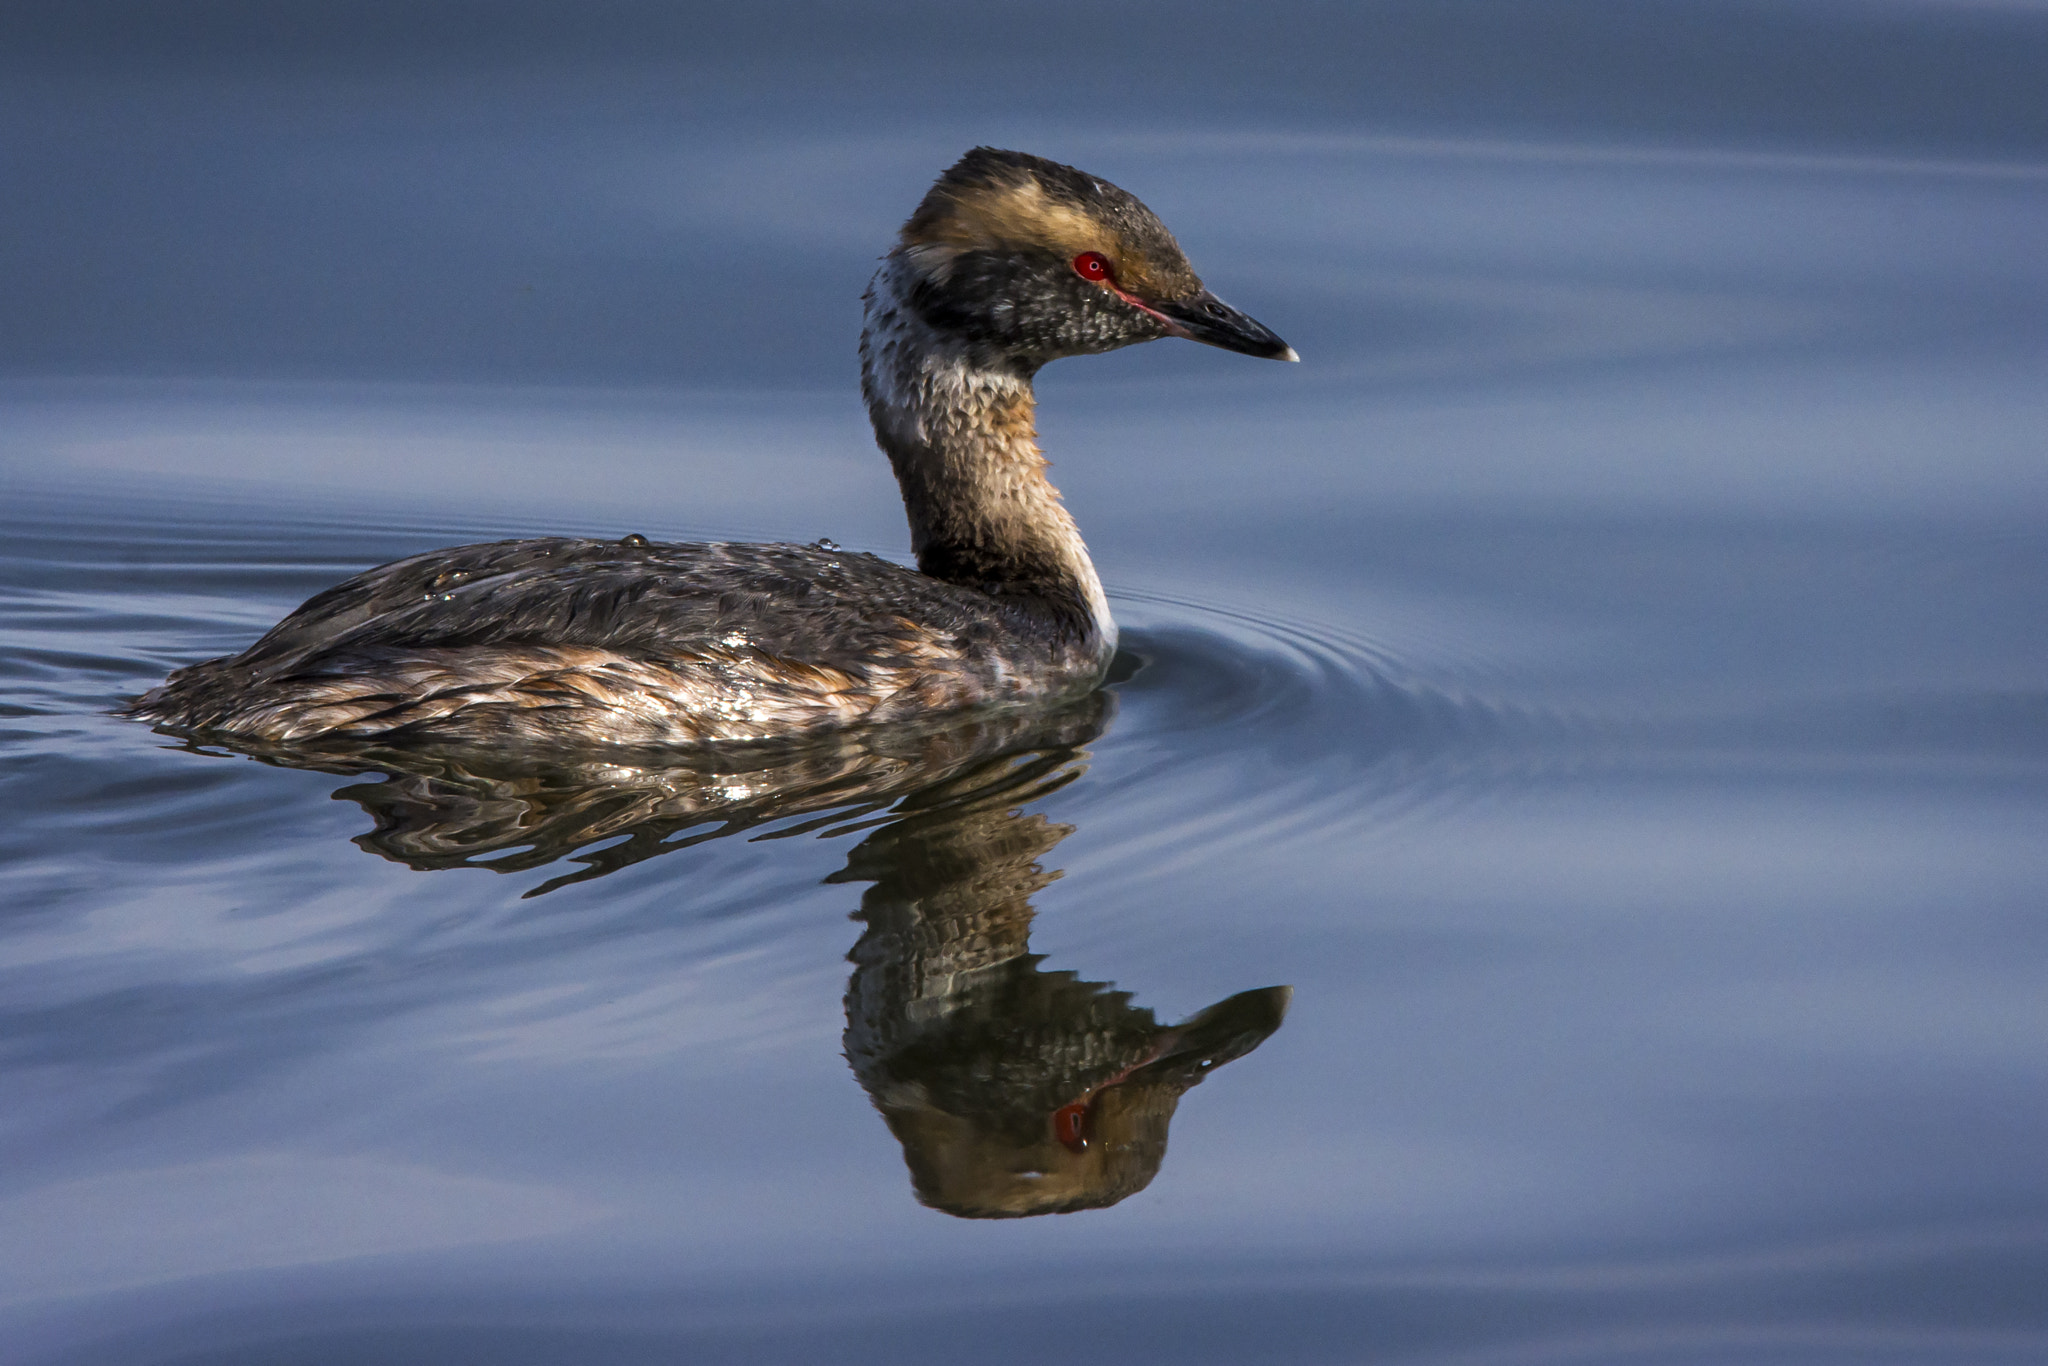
xmin=130 ymin=148 xmax=1294 ymax=746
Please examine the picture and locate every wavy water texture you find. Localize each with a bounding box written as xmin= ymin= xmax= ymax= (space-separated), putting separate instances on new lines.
xmin=2 ymin=462 xmax=2045 ymax=1366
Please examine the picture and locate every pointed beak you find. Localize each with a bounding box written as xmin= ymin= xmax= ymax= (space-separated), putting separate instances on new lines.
xmin=1153 ymin=290 xmax=1299 ymax=362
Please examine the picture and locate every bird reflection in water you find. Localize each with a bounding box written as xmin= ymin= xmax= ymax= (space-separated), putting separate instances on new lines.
xmin=164 ymin=686 xmax=1289 ymax=1217
xmin=840 ymin=793 xmax=1288 ymax=1216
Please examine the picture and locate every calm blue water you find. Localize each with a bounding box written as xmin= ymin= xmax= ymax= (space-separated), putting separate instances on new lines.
xmin=4 ymin=5 xmax=2048 ymax=1362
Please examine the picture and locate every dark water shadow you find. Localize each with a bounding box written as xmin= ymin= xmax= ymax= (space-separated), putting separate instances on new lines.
xmin=174 ymin=693 xmax=1117 ymax=896
xmin=138 ymin=672 xmax=1289 ymax=1218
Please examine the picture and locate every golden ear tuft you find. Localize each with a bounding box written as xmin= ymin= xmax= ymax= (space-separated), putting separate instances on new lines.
xmin=898 ymin=148 xmax=1206 ymax=303
xmin=904 ymin=177 xmax=1104 ymax=260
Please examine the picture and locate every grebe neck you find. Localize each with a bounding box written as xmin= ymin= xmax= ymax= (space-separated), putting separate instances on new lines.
xmin=859 ymin=256 xmax=1115 ymax=655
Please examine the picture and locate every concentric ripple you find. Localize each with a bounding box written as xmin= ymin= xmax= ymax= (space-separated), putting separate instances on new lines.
xmin=1088 ymin=587 xmax=1592 ymax=859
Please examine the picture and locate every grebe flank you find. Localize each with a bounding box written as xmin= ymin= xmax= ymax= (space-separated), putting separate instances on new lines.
xmin=130 ymin=148 xmax=1295 ymax=746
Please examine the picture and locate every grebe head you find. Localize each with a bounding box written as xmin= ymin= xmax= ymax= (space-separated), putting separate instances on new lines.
xmin=891 ymin=147 xmax=1297 ymax=374
xmin=858 ymin=150 xmax=1294 ymax=652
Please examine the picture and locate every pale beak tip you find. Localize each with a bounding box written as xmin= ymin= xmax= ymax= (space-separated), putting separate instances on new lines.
xmin=1278 ymin=346 xmax=1301 ymax=363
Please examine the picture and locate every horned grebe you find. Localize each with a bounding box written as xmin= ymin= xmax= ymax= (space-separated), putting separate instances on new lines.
xmin=129 ymin=148 xmax=1295 ymax=745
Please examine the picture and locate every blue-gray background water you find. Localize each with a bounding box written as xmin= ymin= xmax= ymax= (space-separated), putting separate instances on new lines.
xmin=3 ymin=3 xmax=2046 ymax=1361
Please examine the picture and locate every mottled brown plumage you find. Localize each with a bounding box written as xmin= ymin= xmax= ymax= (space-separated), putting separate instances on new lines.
xmin=134 ymin=536 xmax=1097 ymax=744
xmin=130 ymin=148 xmax=1293 ymax=746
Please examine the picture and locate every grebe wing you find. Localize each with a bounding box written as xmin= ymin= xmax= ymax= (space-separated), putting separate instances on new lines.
xmin=135 ymin=538 xmax=1061 ymax=743
xmin=231 ymin=537 xmax=1006 ymax=679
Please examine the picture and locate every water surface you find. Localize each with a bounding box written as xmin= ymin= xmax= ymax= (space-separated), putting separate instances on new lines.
xmin=3 ymin=6 xmax=2048 ymax=1360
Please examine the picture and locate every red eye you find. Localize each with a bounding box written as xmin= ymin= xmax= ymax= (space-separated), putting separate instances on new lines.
xmin=1072 ymin=251 xmax=1112 ymax=282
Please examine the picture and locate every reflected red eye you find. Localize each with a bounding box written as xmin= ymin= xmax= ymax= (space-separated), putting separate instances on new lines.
xmin=1072 ymin=251 xmax=1112 ymax=282
xmin=1052 ymin=1101 xmax=1090 ymax=1152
